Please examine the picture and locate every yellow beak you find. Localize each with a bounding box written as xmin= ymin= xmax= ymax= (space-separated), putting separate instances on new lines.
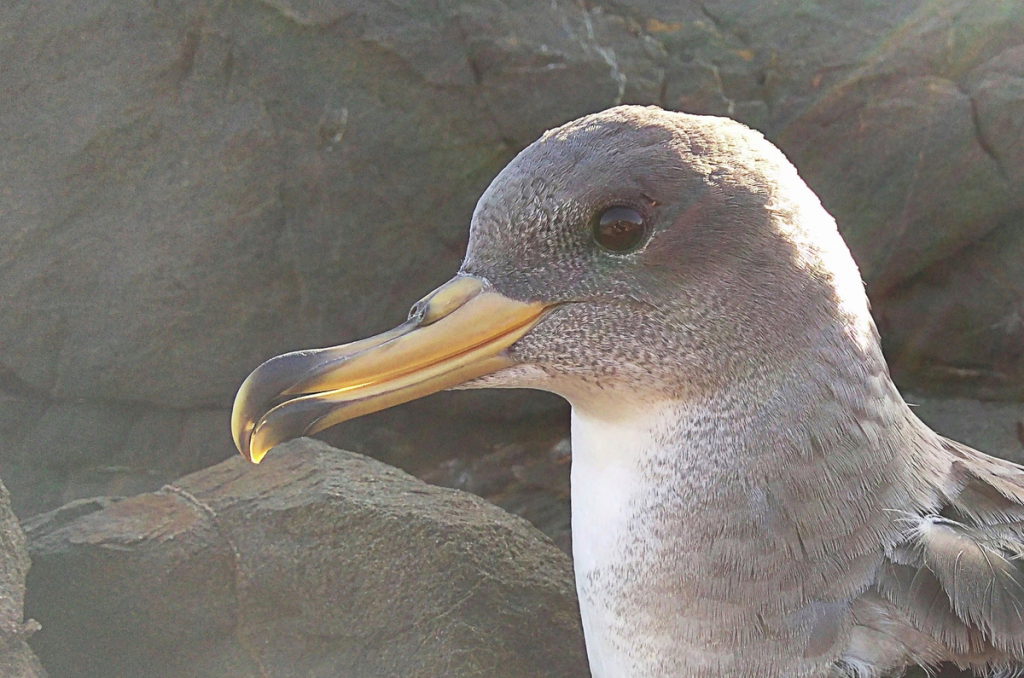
xmin=231 ymin=275 xmax=552 ymax=463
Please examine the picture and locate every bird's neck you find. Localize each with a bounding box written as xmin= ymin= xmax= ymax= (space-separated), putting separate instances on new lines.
xmin=568 ymin=338 xmax=917 ymax=678
xmin=569 ymin=325 xmax=901 ymax=488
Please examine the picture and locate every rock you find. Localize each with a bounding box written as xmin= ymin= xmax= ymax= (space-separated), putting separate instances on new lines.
xmin=772 ymin=1 xmax=1024 ymax=283
xmin=0 ymin=477 xmax=46 ymax=678
xmin=880 ymin=220 xmax=1024 ymax=401
xmin=2 ymin=0 xmax=1023 ymax=516
xmin=422 ymin=436 xmax=573 ymax=557
xmin=0 ymin=395 xmax=237 ymax=517
xmin=782 ymin=75 xmax=1013 ymax=292
xmin=0 ymin=389 xmax=567 ymax=519
xmin=23 ymin=439 xmax=588 ymax=678
xmin=965 ymin=45 xmax=1024 ymax=186
xmin=0 ymin=0 xmax=625 ymax=410
xmin=904 ymin=392 xmax=1024 ymax=465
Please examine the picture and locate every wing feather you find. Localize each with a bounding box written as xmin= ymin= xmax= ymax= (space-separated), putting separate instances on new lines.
xmin=914 ymin=517 xmax=1024 ymax=657
xmin=864 ymin=437 xmax=1024 ymax=675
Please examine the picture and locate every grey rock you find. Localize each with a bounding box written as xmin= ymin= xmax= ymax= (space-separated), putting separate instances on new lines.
xmin=422 ymin=436 xmax=573 ymax=557
xmin=0 ymin=390 xmax=566 ymax=518
xmin=24 ymin=439 xmax=588 ymax=678
xmin=904 ymin=392 xmax=1024 ymax=465
xmin=0 ymin=0 xmax=627 ymax=410
xmin=966 ymin=45 xmax=1024 ymax=185
xmin=880 ymin=220 xmax=1024 ymax=401
xmin=782 ymin=75 xmax=1014 ymax=292
xmin=0 ymin=477 xmax=46 ymax=678
xmin=0 ymin=397 xmax=236 ymax=517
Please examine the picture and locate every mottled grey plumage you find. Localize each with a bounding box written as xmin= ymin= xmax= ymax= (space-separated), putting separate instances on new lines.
xmin=454 ymin=106 xmax=1024 ymax=677
xmin=231 ymin=104 xmax=1024 ymax=678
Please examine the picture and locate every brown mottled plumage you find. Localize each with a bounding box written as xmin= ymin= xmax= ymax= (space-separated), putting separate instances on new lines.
xmin=232 ymin=106 xmax=1024 ymax=677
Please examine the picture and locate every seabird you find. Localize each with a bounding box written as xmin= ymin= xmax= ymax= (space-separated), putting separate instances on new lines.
xmin=231 ymin=106 xmax=1024 ymax=678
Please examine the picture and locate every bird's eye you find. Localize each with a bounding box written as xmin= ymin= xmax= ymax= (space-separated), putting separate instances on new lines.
xmin=592 ymin=206 xmax=646 ymax=253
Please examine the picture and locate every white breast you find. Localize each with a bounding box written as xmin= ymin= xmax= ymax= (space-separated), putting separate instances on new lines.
xmin=570 ymin=406 xmax=667 ymax=678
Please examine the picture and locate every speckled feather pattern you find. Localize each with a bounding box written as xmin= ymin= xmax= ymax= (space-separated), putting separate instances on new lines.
xmin=458 ymin=106 xmax=1024 ymax=677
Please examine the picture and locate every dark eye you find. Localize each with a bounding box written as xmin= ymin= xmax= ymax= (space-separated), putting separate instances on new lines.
xmin=592 ymin=206 xmax=646 ymax=252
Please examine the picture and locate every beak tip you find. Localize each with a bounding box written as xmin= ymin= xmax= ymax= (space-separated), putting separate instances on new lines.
xmin=232 ymin=430 xmax=263 ymax=465
xmin=250 ymin=445 xmax=269 ymax=464
xmin=237 ymin=445 xmax=257 ymax=464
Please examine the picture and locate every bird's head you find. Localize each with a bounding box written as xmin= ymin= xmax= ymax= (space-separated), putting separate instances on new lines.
xmin=232 ymin=105 xmax=876 ymax=463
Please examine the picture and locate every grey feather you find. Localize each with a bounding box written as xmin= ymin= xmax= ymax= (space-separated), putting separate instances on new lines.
xmin=866 ymin=435 xmax=1024 ymax=675
xmin=915 ymin=518 xmax=1024 ymax=655
xmin=874 ymin=558 xmax=984 ymax=657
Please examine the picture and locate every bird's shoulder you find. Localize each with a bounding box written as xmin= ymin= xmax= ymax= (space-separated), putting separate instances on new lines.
xmin=851 ymin=436 xmax=1024 ymax=675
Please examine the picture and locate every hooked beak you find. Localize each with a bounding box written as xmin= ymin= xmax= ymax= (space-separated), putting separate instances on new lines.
xmin=231 ymin=275 xmax=552 ymax=463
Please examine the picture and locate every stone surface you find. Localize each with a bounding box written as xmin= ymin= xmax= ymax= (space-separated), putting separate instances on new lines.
xmin=0 ymin=388 xmax=566 ymax=518
xmin=0 ymin=393 xmax=237 ymax=517
xmin=880 ymin=219 xmax=1024 ymax=400
xmin=0 ymin=477 xmax=46 ymax=678
xmin=23 ymin=439 xmax=588 ymax=678
xmin=422 ymin=436 xmax=573 ymax=557
xmin=905 ymin=392 xmax=1024 ymax=465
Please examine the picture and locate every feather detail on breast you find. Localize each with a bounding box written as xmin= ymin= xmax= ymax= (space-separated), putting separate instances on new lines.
xmin=855 ymin=438 xmax=1024 ymax=676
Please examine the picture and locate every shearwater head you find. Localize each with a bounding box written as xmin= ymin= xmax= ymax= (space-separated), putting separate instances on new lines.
xmin=232 ymin=106 xmax=1024 ymax=678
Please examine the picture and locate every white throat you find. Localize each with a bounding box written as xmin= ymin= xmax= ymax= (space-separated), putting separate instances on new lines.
xmin=570 ymin=404 xmax=675 ymax=678
xmin=570 ymin=405 xmax=667 ymax=574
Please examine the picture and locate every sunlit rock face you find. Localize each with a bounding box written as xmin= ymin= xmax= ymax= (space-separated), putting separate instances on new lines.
xmin=23 ymin=440 xmax=588 ymax=678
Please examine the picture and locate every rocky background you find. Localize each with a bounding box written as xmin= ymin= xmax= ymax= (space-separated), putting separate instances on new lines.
xmin=0 ymin=0 xmax=1023 ymax=675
